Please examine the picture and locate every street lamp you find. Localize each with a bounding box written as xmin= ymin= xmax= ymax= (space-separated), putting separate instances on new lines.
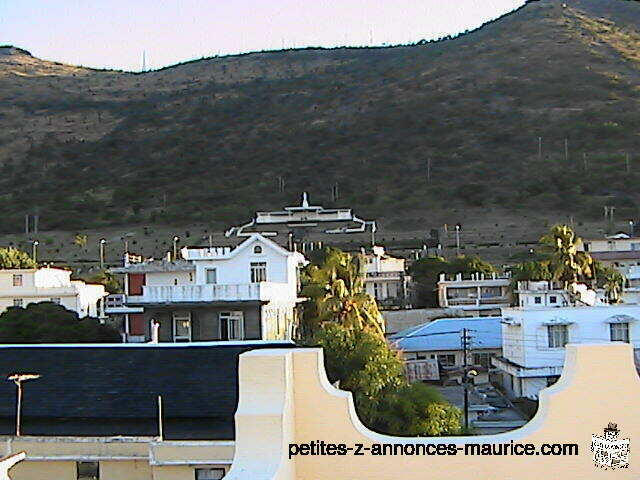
xmin=99 ymin=239 xmax=106 ymax=269
xmin=32 ymin=241 xmax=39 ymax=264
xmin=629 ymin=220 xmax=634 ymax=236
xmin=172 ymin=236 xmax=179 ymax=261
xmin=455 ymin=224 xmax=461 ymax=256
xmin=7 ymin=373 xmax=40 ymax=436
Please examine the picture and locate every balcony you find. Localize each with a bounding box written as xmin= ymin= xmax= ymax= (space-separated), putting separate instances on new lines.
xmin=126 ymin=282 xmax=294 ymax=305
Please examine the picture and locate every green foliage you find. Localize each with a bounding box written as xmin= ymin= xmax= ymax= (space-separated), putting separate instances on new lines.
xmin=594 ymin=261 xmax=626 ymax=303
xmin=0 ymin=247 xmax=37 ymax=269
xmin=312 ymin=323 xmax=461 ymax=436
xmin=300 ymin=247 xmax=385 ymax=338
xmin=509 ymin=260 xmax=552 ymax=281
xmin=539 ymin=225 xmax=593 ymax=287
xmin=0 ymin=302 xmax=121 ymax=343
xmin=86 ymin=270 xmax=122 ymax=294
xmin=409 ymin=255 xmax=496 ymax=307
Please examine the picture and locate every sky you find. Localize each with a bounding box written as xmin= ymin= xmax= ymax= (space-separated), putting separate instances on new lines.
xmin=0 ymin=0 xmax=526 ymax=72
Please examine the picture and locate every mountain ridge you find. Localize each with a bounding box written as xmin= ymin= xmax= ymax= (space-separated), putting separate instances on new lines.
xmin=1 ymin=0 xmax=640 ymax=235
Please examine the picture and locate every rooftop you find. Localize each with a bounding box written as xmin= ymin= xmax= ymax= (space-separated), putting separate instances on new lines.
xmin=0 ymin=341 xmax=294 ymax=439
xmin=389 ymin=316 xmax=502 ymax=352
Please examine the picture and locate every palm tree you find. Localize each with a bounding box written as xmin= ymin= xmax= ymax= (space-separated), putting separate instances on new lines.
xmin=300 ymin=248 xmax=385 ymax=339
xmin=539 ymin=225 xmax=593 ymax=289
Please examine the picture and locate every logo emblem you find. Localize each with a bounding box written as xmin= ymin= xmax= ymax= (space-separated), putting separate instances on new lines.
xmin=591 ymin=423 xmax=630 ymax=470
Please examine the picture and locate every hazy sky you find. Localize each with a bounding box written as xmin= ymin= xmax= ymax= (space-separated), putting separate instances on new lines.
xmin=0 ymin=0 xmax=526 ymax=72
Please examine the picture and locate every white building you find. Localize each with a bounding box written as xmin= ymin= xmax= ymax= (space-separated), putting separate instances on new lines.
xmin=493 ymin=282 xmax=640 ymax=400
xmin=0 ymin=267 xmax=106 ymax=317
xmin=111 ymin=234 xmax=306 ymax=343
xmin=582 ymin=232 xmax=640 ymax=276
xmin=437 ymin=272 xmax=511 ymax=316
xmin=363 ymin=246 xmax=409 ymax=308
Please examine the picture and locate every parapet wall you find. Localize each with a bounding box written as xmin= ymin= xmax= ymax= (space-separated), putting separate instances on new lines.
xmin=226 ymin=343 xmax=640 ymax=479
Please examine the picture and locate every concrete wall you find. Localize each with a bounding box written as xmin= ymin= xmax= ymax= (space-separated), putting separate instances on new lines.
xmin=4 ymin=437 xmax=233 ymax=480
xmin=226 ymin=343 xmax=640 ymax=479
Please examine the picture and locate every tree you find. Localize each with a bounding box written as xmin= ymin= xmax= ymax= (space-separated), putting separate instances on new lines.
xmin=86 ymin=269 xmax=122 ymax=294
xmin=300 ymin=247 xmax=385 ymax=339
xmin=0 ymin=302 xmax=120 ymax=343
xmin=409 ymin=254 xmax=496 ymax=307
xmin=74 ymin=234 xmax=88 ymax=249
xmin=594 ymin=261 xmax=625 ymax=304
xmin=539 ymin=224 xmax=593 ymax=288
xmin=313 ymin=323 xmax=461 ymax=436
xmin=0 ymin=247 xmax=36 ymax=269
xmin=509 ymin=260 xmax=552 ymax=282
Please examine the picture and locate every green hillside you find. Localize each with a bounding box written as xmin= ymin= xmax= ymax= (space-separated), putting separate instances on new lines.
xmin=2 ymin=0 xmax=640 ymax=234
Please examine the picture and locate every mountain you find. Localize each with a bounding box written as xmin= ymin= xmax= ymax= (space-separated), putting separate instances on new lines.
xmin=2 ymin=0 xmax=640 ymax=235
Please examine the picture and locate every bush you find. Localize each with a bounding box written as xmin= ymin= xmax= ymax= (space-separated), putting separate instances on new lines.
xmin=0 ymin=302 xmax=121 ymax=343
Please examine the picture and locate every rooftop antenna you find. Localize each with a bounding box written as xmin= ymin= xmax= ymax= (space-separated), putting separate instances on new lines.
xmin=142 ymin=50 xmax=146 ymax=72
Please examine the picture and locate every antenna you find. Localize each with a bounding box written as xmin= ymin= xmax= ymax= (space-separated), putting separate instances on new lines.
xmin=142 ymin=50 xmax=146 ymax=72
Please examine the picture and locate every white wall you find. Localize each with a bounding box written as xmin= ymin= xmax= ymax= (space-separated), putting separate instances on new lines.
xmin=145 ymin=271 xmax=194 ymax=286
xmin=502 ymin=304 xmax=640 ymax=369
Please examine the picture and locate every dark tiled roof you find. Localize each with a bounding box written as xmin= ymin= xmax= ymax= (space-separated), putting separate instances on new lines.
xmin=590 ymin=251 xmax=640 ymax=260
xmin=0 ymin=342 xmax=294 ymax=439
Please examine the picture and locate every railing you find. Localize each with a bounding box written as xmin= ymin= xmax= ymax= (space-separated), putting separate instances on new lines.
xmin=127 ymin=282 xmax=295 ymax=304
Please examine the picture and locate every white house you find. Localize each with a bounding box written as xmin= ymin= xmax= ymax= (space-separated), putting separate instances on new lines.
xmin=582 ymin=232 xmax=640 ymax=276
xmin=362 ymin=246 xmax=409 ymax=308
xmin=493 ymin=283 xmax=640 ymax=400
xmin=0 ymin=267 xmax=106 ymax=318
xmin=111 ymin=234 xmax=306 ymax=343
xmin=437 ymin=272 xmax=511 ymax=316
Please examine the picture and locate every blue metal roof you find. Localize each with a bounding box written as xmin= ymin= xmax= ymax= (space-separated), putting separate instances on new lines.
xmin=389 ymin=316 xmax=502 ymax=352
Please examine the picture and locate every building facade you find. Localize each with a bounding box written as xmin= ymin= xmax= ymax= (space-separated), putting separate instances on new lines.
xmin=112 ymin=234 xmax=306 ymax=343
xmin=437 ymin=272 xmax=511 ymax=316
xmin=493 ymin=298 xmax=640 ymax=400
xmin=582 ymin=232 xmax=640 ymax=276
xmin=390 ymin=316 xmax=502 ymax=384
xmin=0 ymin=267 xmax=106 ymax=318
xmin=362 ymin=246 xmax=409 ymax=309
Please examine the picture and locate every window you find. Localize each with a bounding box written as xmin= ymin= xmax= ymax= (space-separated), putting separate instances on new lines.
xmin=549 ymin=296 xmax=557 ymax=304
xmin=250 ymin=262 xmax=267 ymax=282
xmin=220 ymin=311 xmax=244 ymax=340
xmin=437 ymin=354 xmax=456 ymax=367
xmin=13 ymin=299 xmax=23 ymax=308
xmin=253 ymin=245 xmax=263 ymax=254
xmin=195 ymin=468 xmax=226 ymax=480
xmin=12 ymin=274 xmax=22 ymax=287
xmin=548 ymin=325 xmax=568 ymax=348
xmin=534 ymin=296 xmax=542 ymax=304
xmin=77 ymin=461 xmax=99 ymax=480
xmin=50 ymin=297 xmax=61 ymax=304
xmin=473 ymin=352 xmax=492 ymax=368
xmin=205 ymin=268 xmax=217 ymax=284
xmin=610 ymin=322 xmax=630 ymax=343
xmin=173 ymin=312 xmax=192 ymax=342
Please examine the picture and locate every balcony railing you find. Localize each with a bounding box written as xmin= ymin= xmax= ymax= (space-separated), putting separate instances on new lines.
xmin=126 ymin=282 xmax=294 ymax=304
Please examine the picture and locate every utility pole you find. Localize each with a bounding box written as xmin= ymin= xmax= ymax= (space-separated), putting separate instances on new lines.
xmin=626 ymin=153 xmax=631 ymax=173
xmin=172 ymin=236 xmax=180 ymax=261
xmin=538 ymin=136 xmax=542 ymax=160
xmin=583 ymin=152 xmax=588 ymax=171
xmin=564 ymin=138 xmax=569 ymax=162
xmin=24 ymin=215 xmax=29 ymax=235
xmin=8 ymin=373 xmax=40 ymax=436
xmin=427 ymin=158 xmax=431 ymax=183
xmin=157 ymin=395 xmax=164 ymax=441
xmin=461 ymin=328 xmax=469 ymax=430
xmin=99 ymin=239 xmax=106 ymax=269
xmin=32 ymin=241 xmax=39 ymax=264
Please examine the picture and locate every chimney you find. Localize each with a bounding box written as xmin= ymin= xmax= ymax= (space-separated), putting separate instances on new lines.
xmin=150 ymin=320 xmax=160 ymax=344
